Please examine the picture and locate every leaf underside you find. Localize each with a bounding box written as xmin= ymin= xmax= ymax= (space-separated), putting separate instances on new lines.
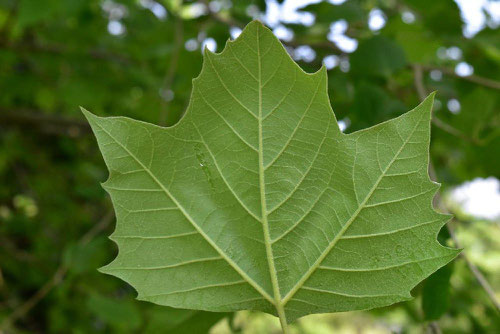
xmin=84 ymin=20 xmax=459 ymax=323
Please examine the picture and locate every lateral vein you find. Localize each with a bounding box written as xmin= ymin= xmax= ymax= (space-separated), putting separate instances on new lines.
xmin=92 ymin=121 xmax=274 ymax=304
xmin=281 ymin=111 xmax=425 ymax=305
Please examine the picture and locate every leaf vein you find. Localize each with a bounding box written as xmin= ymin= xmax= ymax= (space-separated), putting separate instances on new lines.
xmin=206 ymin=52 xmax=258 ymax=119
xmin=141 ymin=280 xmax=248 ymax=298
xmin=300 ymin=286 xmax=408 ymax=299
xmin=267 ymin=118 xmax=331 ymax=214
xmin=92 ymin=121 xmax=274 ymax=304
xmin=364 ymin=188 xmax=434 ymax=208
xmin=282 ymin=110 xmax=425 ymax=305
xmin=197 ymin=89 xmax=258 ymax=152
xmin=340 ymin=219 xmax=440 ymax=239
xmin=318 ymin=254 xmax=449 ymax=272
xmin=107 ymin=256 xmax=223 ymax=270
xmin=112 ymin=231 xmax=198 ymax=240
xmin=264 ymin=77 xmax=323 ymax=170
xmin=192 ymin=122 xmax=262 ymax=222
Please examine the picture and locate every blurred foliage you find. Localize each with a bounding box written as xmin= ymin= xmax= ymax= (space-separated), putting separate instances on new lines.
xmin=0 ymin=0 xmax=498 ymax=333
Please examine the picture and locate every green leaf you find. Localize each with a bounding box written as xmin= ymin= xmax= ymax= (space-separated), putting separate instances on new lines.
xmin=84 ymin=21 xmax=459 ymax=327
xmin=422 ymin=262 xmax=454 ymax=321
xmin=351 ymin=36 xmax=407 ymax=78
xmin=303 ymin=1 xmax=365 ymax=24
xmin=421 ymin=227 xmax=454 ymax=321
xmin=349 ymin=82 xmax=406 ymax=131
xmin=143 ymin=307 xmax=229 ymax=333
xmin=391 ymin=23 xmax=441 ymax=63
xmin=16 ymin=0 xmax=60 ymax=29
xmin=86 ymin=294 xmax=142 ymax=331
xmin=403 ymin=0 xmax=462 ymax=36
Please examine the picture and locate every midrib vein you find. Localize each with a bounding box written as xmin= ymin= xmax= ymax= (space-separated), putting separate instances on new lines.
xmin=255 ymin=26 xmax=289 ymax=326
xmin=93 ymin=122 xmax=274 ymax=304
xmin=282 ymin=112 xmax=424 ymax=305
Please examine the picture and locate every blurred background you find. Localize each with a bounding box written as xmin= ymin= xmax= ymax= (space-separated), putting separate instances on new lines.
xmin=0 ymin=0 xmax=499 ymax=333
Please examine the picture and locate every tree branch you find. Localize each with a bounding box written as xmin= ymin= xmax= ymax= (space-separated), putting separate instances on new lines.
xmin=0 ymin=40 xmax=131 ymax=65
xmin=0 ymin=210 xmax=114 ymax=330
xmin=285 ymin=39 xmax=344 ymax=54
xmin=412 ymin=64 xmax=481 ymax=144
xmin=201 ymin=0 xmax=244 ymax=28
xmin=0 ymin=109 xmax=91 ymax=137
xmin=427 ymin=163 xmax=500 ymax=313
xmin=0 ymin=1 xmax=18 ymax=45
xmin=447 ymin=220 xmax=500 ymax=312
xmin=420 ymin=64 xmax=500 ymax=91
xmin=427 ymin=322 xmax=442 ymax=334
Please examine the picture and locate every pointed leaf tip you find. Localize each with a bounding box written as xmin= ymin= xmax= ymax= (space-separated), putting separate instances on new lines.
xmin=80 ymin=107 xmax=99 ymax=124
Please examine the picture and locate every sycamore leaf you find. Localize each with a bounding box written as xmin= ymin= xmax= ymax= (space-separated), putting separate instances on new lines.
xmin=83 ymin=20 xmax=459 ymax=328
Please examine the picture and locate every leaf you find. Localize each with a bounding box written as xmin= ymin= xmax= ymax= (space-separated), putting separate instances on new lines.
xmin=16 ymin=0 xmax=60 ymax=29
xmin=403 ymin=0 xmax=462 ymax=36
xmin=303 ymin=1 xmax=365 ymax=24
xmin=83 ymin=21 xmax=459 ymax=326
xmin=143 ymin=307 xmax=229 ymax=334
xmin=86 ymin=294 xmax=142 ymax=331
xmin=422 ymin=263 xmax=454 ymax=321
xmin=421 ymin=227 xmax=454 ymax=321
xmin=351 ymin=36 xmax=407 ymax=78
xmin=390 ymin=23 xmax=441 ymax=63
xmin=349 ymin=82 xmax=406 ymax=131
xmin=86 ymin=291 xmax=226 ymax=333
